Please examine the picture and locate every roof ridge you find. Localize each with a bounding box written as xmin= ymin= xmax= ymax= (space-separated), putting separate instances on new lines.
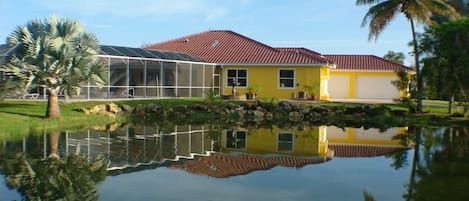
xmin=219 ymin=30 xmax=279 ymax=52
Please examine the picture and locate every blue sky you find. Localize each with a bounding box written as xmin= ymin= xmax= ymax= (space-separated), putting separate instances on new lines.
xmin=0 ymin=0 xmax=419 ymax=65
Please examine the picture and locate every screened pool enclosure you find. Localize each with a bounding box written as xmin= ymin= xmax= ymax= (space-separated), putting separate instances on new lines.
xmin=1 ymin=45 xmax=221 ymax=99
xmin=90 ymin=45 xmax=220 ymax=99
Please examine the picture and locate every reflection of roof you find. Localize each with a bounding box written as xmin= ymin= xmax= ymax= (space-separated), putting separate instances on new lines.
xmin=169 ymin=153 xmax=330 ymax=178
xmin=144 ymin=30 xmax=333 ymax=65
xmin=329 ymin=144 xmax=409 ymax=158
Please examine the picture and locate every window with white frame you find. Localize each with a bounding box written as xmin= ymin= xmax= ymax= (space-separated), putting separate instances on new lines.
xmin=279 ymin=69 xmax=295 ymax=88
xmin=227 ymin=69 xmax=247 ymax=87
xmin=277 ymin=132 xmax=293 ymax=151
xmin=226 ymin=130 xmax=246 ymax=149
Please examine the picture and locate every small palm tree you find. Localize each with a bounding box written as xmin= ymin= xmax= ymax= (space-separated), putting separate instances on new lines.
xmin=356 ymin=0 xmax=458 ymax=113
xmin=1 ymin=16 xmax=106 ymax=118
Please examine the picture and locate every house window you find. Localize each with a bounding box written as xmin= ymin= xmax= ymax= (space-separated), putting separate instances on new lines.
xmin=226 ymin=130 xmax=246 ymax=149
xmin=279 ymin=69 xmax=294 ymax=88
xmin=227 ymin=69 xmax=247 ymax=87
xmin=277 ymin=132 xmax=293 ymax=152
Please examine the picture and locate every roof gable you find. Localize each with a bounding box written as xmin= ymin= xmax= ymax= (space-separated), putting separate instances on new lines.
xmin=144 ymin=30 xmax=333 ymax=65
xmin=325 ymin=54 xmax=414 ymax=71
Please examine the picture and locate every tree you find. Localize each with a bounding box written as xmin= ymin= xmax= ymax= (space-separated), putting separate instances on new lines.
xmin=0 ymin=16 xmax=106 ymax=118
xmin=431 ymin=18 xmax=469 ymax=106
xmin=383 ymin=50 xmax=405 ymax=64
xmin=356 ymin=0 xmax=458 ymax=113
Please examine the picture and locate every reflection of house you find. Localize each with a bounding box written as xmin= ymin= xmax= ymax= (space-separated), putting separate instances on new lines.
xmin=145 ymin=30 xmax=414 ymax=100
xmin=220 ymin=126 xmax=330 ymax=157
xmin=326 ymin=127 xmax=409 ymax=157
xmin=0 ymin=125 xmax=409 ymax=178
xmin=169 ymin=126 xmax=333 ymax=178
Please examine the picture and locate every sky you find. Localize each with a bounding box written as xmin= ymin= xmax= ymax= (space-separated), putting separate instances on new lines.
xmin=0 ymin=0 xmax=421 ymax=65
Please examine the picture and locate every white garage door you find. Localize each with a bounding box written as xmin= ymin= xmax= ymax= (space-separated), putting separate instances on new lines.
xmin=329 ymin=75 xmax=349 ymax=98
xmin=355 ymin=76 xmax=399 ymax=99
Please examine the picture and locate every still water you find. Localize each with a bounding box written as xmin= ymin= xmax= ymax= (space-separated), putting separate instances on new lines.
xmin=1 ymin=125 xmax=468 ymax=201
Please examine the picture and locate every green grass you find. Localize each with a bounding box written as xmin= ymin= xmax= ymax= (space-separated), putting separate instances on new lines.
xmin=1 ymin=98 xmax=467 ymax=139
xmin=0 ymin=100 xmax=125 ymax=138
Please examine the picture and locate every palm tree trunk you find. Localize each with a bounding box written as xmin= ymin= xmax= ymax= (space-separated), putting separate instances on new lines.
xmin=410 ymin=18 xmax=423 ymax=113
xmin=48 ymin=132 xmax=60 ymax=159
xmin=46 ymin=88 xmax=61 ymax=118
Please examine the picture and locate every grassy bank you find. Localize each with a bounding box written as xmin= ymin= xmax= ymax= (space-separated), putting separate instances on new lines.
xmin=1 ymin=98 xmax=467 ymax=138
xmin=0 ymin=100 xmax=126 ymax=137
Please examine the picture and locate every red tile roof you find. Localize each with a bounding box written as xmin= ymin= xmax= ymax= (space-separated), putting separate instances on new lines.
xmin=169 ymin=153 xmax=330 ymax=178
xmin=325 ymin=55 xmax=414 ymax=71
xmin=144 ymin=30 xmax=334 ymax=65
xmin=329 ymin=144 xmax=409 ymax=158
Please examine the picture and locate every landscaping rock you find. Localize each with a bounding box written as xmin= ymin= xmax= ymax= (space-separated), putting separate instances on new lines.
xmin=107 ymin=102 xmax=122 ymax=114
xmin=120 ymin=104 xmax=135 ymax=113
xmin=288 ymin=111 xmax=303 ymax=122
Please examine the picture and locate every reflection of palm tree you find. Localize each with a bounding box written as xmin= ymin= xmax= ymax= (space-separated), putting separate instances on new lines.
xmin=3 ymin=133 xmax=108 ymax=201
xmin=404 ymin=127 xmax=469 ymax=201
xmin=363 ymin=190 xmax=376 ymax=201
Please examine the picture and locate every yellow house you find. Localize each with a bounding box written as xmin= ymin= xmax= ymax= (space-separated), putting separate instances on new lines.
xmin=144 ymin=30 xmax=335 ymax=100
xmin=144 ymin=30 xmax=414 ymax=100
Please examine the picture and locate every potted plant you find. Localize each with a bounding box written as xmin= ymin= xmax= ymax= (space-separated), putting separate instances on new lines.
xmin=246 ymin=84 xmax=260 ymax=99
xmin=303 ymin=81 xmax=319 ymax=100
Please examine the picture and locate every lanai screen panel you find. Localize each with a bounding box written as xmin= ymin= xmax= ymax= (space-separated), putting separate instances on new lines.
xmin=192 ymin=64 xmax=204 ymax=97
xmin=162 ymin=62 xmax=176 ymax=97
xmin=129 ymin=59 xmax=145 ymax=97
xmin=178 ymin=63 xmax=191 ymax=97
xmin=110 ymin=57 xmax=128 ymax=98
xmin=146 ymin=60 xmax=161 ymax=98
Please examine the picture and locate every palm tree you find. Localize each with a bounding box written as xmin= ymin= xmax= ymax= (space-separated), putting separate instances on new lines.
xmin=356 ymin=0 xmax=458 ymax=113
xmin=1 ymin=16 xmax=106 ymax=118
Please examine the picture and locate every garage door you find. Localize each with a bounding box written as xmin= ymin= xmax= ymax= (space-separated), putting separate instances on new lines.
xmin=355 ymin=76 xmax=399 ymax=99
xmin=329 ymin=75 xmax=349 ymax=98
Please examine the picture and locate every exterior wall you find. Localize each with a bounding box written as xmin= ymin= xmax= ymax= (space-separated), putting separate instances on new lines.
xmin=329 ymin=71 xmax=399 ymax=99
xmin=220 ymin=126 xmax=328 ymax=157
xmin=222 ymin=65 xmax=330 ymax=100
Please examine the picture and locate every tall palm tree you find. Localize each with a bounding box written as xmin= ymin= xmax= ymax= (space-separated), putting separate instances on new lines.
xmin=1 ymin=16 xmax=106 ymax=118
xmin=356 ymin=0 xmax=458 ymax=113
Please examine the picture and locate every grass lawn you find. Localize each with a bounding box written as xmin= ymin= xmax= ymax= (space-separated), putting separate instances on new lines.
xmin=0 ymin=100 xmax=125 ymax=138
xmin=1 ymin=98 xmax=467 ymax=139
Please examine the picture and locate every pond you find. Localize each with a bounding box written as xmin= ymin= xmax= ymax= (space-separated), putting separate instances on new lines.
xmin=1 ymin=124 xmax=468 ymax=201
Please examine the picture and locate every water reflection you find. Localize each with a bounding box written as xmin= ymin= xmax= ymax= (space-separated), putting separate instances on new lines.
xmin=1 ymin=125 xmax=468 ymax=200
xmin=1 ymin=125 xmax=407 ymax=176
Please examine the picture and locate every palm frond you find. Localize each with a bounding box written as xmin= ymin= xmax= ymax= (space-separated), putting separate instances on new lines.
xmin=361 ymin=0 xmax=401 ymax=40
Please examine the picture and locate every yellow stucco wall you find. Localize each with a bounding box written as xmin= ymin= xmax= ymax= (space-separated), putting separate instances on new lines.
xmin=222 ymin=65 xmax=330 ymax=100
xmin=220 ymin=126 xmax=328 ymax=157
xmin=329 ymin=71 xmax=399 ymax=99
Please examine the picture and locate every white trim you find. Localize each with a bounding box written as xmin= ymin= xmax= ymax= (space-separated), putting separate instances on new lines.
xmin=97 ymin=54 xmax=214 ymax=65
xmin=277 ymin=131 xmax=294 ymax=152
xmin=225 ymin=68 xmax=248 ymax=88
xmin=278 ymin=68 xmax=295 ymax=89
xmin=330 ymin=69 xmax=407 ymax=73
xmin=224 ymin=129 xmax=247 ymax=150
xmin=220 ymin=63 xmax=335 ymax=68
